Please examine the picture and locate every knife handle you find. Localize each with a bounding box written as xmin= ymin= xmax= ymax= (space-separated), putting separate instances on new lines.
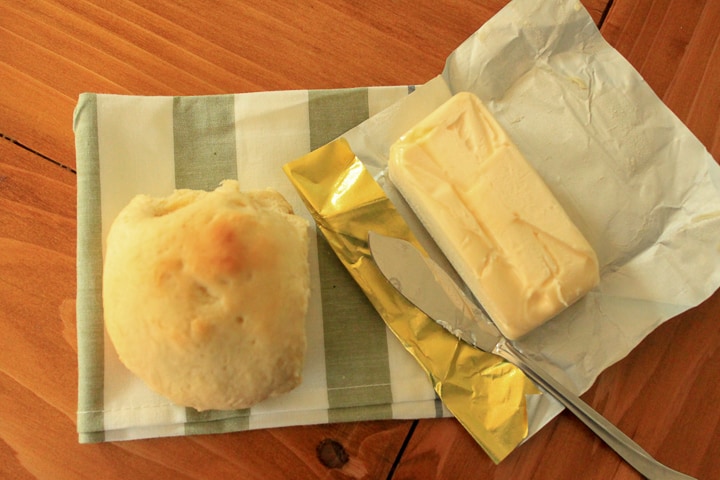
xmin=494 ymin=338 xmax=696 ymax=480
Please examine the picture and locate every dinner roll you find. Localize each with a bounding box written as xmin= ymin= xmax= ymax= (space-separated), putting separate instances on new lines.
xmin=102 ymin=180 xmax=310 ymax=411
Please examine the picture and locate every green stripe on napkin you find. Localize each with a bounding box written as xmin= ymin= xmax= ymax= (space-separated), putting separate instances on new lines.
xmin=184 ymin=409 xmax=251 ymax=435
xmin=316 ymin=239 xmax=393 ymax=420
xmin=173 ymin=95 xmax=238 ymax=191
xmin=309 ymin=88 xmax=393 ymax=420
xmin=308 ymin=89 xmax=369 ymax=151
xmin=74 ymin=93 xmax=106 ymax=443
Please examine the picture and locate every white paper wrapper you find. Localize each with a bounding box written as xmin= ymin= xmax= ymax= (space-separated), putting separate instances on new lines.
xmin=340 ymin=0 xmax=720 ymax=437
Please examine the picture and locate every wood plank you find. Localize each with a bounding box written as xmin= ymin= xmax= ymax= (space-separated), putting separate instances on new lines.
xmin=1 ymin=0 xmax=608 ymax=171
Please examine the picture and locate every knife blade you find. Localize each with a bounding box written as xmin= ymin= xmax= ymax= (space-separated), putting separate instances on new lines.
xmin=366 ymin=229 xmax=502 ymax=352
xmin=368 ymin=231 xmax=696 ymax=480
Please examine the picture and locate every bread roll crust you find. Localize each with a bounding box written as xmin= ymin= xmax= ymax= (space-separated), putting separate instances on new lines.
xmin=103 ymin=180 xmax=310 ymax=411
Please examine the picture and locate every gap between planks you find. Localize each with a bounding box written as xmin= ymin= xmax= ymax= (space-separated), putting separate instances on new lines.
xmin=0 ymin=132 xmax=76 ymax=175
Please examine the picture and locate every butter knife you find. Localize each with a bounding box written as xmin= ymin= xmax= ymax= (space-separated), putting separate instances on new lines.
xmin=368 ymin=231 xmax=695 ymax=480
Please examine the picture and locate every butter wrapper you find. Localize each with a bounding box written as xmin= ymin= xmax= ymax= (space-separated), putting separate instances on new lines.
xmin=292 ymin=0 xmax=720 ymax=445
xmin=287 ymin=0 xmax=720 ymax=463
xmin=284 ymin=137 xmax=539 ymax=463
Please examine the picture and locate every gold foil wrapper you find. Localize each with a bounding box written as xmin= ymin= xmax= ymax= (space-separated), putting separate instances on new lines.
xmin=284 ymin=137 xmax=539 ymax=463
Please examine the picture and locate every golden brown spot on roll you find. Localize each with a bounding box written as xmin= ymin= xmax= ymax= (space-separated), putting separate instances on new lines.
xmin=187 ymin=213 xmax=278 ymax=278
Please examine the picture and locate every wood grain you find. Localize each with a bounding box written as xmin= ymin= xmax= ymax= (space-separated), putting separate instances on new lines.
xmin=0 ymin=0 xmax=607 ymax=170
xmin=2 ymin=0 xmax=719 ymax=479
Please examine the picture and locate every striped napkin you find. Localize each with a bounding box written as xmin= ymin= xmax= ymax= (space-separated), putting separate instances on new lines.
xmin=75 ymin=0 xmax=720 ymax=447
xmin=75 ymin=86 xmax=454 ymax=443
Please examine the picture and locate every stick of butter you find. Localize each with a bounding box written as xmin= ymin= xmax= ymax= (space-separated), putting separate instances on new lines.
xmin=388 ymin=92 xmax=599 ymax=340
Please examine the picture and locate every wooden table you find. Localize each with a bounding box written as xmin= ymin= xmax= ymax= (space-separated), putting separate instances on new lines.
xmin=2 ymin=1 xmax=719 ymax=478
